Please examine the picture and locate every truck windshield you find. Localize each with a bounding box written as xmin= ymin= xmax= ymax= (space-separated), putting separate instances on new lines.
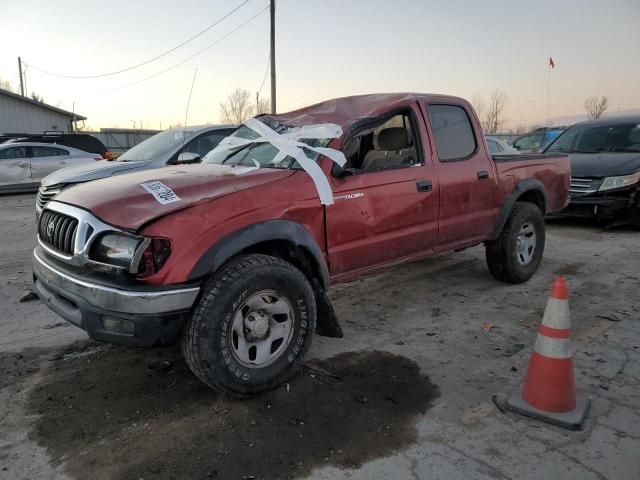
xmin=117 ymin=129 xmax=196 ymax=162
xmin=545 ymin=122 xmax=640 ymax=154
xmin=202 ymin=122 xmax=330 ymax=169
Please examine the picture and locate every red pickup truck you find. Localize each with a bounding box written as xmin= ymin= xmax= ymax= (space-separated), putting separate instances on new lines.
xmin=33 ymin=93 xmax=570 ymax=396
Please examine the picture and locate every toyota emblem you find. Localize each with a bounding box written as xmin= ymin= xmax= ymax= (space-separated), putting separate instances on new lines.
xmin=46 ymin=220 xmax=55 ymax=238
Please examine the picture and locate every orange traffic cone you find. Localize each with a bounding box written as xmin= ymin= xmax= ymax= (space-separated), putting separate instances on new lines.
xmin=505 ymin=276 xmax=590 ymax=429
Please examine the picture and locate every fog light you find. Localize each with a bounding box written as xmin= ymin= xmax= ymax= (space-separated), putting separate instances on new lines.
xmin=102 ymin=316 xmax=135 ymax=335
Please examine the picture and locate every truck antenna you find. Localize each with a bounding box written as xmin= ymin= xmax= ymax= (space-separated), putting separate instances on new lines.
xmin=182 ymin=68 xmax=198 ymax=153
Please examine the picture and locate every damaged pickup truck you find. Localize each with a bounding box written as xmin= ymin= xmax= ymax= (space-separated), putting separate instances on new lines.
xmin=33 ymin=93 xmax=570 ymax=396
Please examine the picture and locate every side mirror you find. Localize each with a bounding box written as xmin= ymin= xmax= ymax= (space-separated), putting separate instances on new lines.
xmin=332 ymin=165 xmax=355 ymax=178
xmin=175 ymin=152 xmax=201 ymax=164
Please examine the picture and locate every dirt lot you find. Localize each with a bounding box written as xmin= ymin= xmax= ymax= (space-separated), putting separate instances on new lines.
xmin=1 ymin=193 xmax=639 ymax=480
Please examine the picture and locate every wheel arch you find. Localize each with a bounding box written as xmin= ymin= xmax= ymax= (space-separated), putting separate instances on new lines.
xmin=188 ymin=219 xmax=329 ymax=290
xmin=491 ymin=179 xmax=548 ymax=241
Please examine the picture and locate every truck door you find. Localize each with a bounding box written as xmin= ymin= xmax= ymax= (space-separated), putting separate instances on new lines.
xmin=325 ymin=107 xmax=439 ymax=276
xmin=0 ymin=146 xmax=31 ymax=189
xmin=423 ymin=103 xmax=498 ymax=247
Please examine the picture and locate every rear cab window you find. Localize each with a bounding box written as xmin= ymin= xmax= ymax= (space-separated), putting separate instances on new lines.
xmin=426 ymin=104 xmax=477 ymax=161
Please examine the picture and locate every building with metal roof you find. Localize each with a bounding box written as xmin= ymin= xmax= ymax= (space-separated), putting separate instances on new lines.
xmin=0 ymin=88 xmax=86 ymax=134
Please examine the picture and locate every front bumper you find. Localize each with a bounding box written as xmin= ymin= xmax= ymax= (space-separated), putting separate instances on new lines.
xmin=559 ymin=187 xmax=637 ymax=219
xmin=33 ymin=248 xmax=200 ymax=346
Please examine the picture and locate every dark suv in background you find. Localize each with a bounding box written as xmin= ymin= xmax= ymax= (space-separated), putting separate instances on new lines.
xmin=544 ymin=116 xmax=640 ymax=228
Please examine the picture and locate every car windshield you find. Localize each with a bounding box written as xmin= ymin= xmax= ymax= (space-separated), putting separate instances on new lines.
xmin=202 ymin=120 xmax=330 ymax=169
xmin=117 ymin=129 xmax=196 ymax=162
xmin=545 ymin=122 xmax=640 ymax=154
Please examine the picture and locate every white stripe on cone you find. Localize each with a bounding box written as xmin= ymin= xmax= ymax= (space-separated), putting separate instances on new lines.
xmin=541 ymin=298 xmax=571 ymax=329
xmin=534 ymin=335 xmax=572 ymax=359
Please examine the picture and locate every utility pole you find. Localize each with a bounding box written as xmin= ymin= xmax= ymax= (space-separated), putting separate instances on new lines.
xmin=17 ymin=57 xmax=24 ymax=96
xmin=256 ymin=91 xmax=260 ymax=114
xmin=270 ymin=0 xmax=276 ymax=114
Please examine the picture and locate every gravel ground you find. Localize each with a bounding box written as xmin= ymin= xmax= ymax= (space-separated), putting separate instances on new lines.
xmin=0 ymin=193 xmax=638 ymax=480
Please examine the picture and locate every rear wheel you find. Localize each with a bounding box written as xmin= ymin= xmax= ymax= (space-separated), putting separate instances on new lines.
xmin=485 ymin=202 xmax=545 ymax=283
xmin=181 ymin=254 xmax=316 ymax=397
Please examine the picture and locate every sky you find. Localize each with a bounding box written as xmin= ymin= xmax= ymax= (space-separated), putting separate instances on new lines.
xmin=0 ymin=0 xmax=638 ymax=130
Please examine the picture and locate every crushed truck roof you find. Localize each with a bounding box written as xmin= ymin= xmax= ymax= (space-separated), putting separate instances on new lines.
xmin=264 ymin=93 xmax=469 ymax=132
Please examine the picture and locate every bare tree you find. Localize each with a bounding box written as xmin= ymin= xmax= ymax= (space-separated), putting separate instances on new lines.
xmin=256 ymin=96 xmax=271 ymax=115
xmin=584 ymin=96 xmax=608 ymax=120
xmin=220 ymin=88 xmax=254 ymax=124
xmin=482 ymin=89 xmax=508 ymax=134
xmin=512 ymin=124 xmax=528 ymax=135
xmin=470 ymin=91 xmax=485 ymax=120
xmin=0 ymin=78 xmax=13 ymax=92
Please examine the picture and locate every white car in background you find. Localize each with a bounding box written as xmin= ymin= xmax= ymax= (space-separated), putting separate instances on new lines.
xmin=36 ymin=124 xmax=235 ymax=214
xmin=486 ymin=137 xmax=520 ymax=156
xmin=0 ymin=143 xmax=101 ymax=193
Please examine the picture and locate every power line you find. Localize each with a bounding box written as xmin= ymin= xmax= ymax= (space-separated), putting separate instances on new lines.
xmin=26 ymin=0 xmax=253 ymax=79
xmin=103 ymin=6 xmax=269 ymax=92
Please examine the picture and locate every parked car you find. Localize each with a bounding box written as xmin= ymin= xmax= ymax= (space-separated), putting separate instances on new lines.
xmin=36 ymin=124 xmax=235 ymax=214
xmin=4 ymin=132 xmax=110 ymax=158
xmin=543 ymin=115 xmax=640 ymax=227
xmin=0 ymin=142 xmax=101 ymax=193
xmin=32 ymin=93 xmax=570 ymax=396
xmin=486 ymin=137 xmax=520 ymax=155
xmin=513 ymin=127 xmax=566 ymax=153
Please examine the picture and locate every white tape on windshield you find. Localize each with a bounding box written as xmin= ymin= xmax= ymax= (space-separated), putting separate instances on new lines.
xmin=141 ymin=181 xmax=181 ymax=205
xmin=208 ymin=118 xmax=346 ymax=205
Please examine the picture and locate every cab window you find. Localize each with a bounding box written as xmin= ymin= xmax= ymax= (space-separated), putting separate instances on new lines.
xmin=339 ymin=111 xmax=421 ymax=173
xmin=426 ymin=105 xmax=476 ymax=161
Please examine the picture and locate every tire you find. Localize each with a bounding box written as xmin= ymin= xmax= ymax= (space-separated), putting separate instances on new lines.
xmin=485 ymin=202 xmax=546 ymax=284
xmin=181 ymin=254 xmax=316 ymax=397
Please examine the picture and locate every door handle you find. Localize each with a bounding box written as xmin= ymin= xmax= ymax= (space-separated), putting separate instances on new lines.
xmin=416 ymin=180 xmax=432 ymax=192
xmin=477 ymin=170 xmax=490 ymax=180
xmin=18 ymin=162 xmax=29 ymax=168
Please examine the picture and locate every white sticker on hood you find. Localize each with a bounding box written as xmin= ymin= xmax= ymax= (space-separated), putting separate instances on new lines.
xmin=141 ymin=181 xmax=181 ymax=205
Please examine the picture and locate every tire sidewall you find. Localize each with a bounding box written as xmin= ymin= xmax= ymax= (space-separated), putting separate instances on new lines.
xmin=193 ymin=262 xmax=315 ymax=394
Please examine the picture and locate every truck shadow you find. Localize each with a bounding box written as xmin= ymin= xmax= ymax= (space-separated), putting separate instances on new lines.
xmin=26 ymin=341 xmax=439 ymax=480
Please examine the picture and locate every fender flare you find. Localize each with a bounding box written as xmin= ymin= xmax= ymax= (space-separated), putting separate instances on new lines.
xmin=188 ymin=219 xmax=329 ymax=289
xmin=491 ymin=178 xmax=548 ymax=240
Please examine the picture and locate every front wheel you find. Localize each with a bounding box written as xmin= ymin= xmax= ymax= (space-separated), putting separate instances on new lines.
xmin=485 ymin=202 xmax=546 ymax=283
xmin=181 ymin=254 xmax=316 ymax=397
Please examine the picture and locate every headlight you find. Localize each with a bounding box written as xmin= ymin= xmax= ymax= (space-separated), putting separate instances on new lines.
xmin=90 ymin=233 xmax=149 ymax=272
xmin=599 ymin=171 xmax=640 ymax=192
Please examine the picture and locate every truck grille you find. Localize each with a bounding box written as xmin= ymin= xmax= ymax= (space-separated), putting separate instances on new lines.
xmin=569 ymin=177 xmax=601 ymax=196
xmin=37 ymin=184 xmax=62 ymax=211
xmin=38 ymin=210 xmax=78 ymax=255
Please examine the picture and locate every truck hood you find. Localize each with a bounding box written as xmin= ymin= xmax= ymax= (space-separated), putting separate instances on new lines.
xmin=570 ymin=153 xmax=640 ymax=178
xmin=53 ymin=164 xmax=295 ymax=230
xmin=42 ymin=160 xmax=151 ymax=187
